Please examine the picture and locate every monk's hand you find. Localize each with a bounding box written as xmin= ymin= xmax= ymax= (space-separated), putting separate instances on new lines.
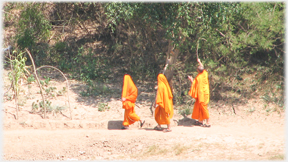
xmin=188 ymin=76 xmax=193 ymax=82
xmin=153 ymin=102 xmax=157 ymax=108
xmin=122 ymin=98 xmax=126 ymax=102
xmin=197 ymin=58 xmax=201 ymax=63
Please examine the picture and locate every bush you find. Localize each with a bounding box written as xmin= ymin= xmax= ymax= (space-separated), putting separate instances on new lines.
xmin=16 ymin=3 xmax=51 ymax=49
xmin=98 ymin=102 xmax=110 ymax=112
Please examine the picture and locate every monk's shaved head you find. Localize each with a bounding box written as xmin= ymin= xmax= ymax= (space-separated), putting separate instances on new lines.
xmin=197 ymin=65 xmax=204 ymax=73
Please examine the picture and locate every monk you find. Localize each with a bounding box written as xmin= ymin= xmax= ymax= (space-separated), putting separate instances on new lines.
xmin=122 ymin=74 xmax=145 ymax=129
xmin=154 ymin=73 xmax=174 ymax=132
xmin=188 ymin=58 xmax=211 ymax=127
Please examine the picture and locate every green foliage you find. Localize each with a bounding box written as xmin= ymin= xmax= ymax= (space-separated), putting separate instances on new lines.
xmin=3 ymin=2 xmax=284 ymax=109
xmin=98 ymin=102 xmax=110 ymax=112
xmin=31 ymin=100 xmax=67 ymax=114
xmin=70 ymin=46 xmax=111 ymax=82
xmin=178 ymin=105 xmax=192 ymax=117
xmin=8 ymin=50 xmax=30 ymax=97
xmin=43 ymin=76 xmax=51 ymax=86
xmin=261 ymin=91 xmax=284 ymax=108
xmin=45 ymin=86 xmax=57 ymax=96
xmin=144 ymin=145 xmax=167 ymax=156
xmin=269 ymin=154 xmax=285 ymax=160
xmin=54 ymin=42 xmax=67 ymax=52
xmin=16 ymin=3 xmax=51 ymax=49
xmin=39 ymin=100 xmax=51 ymax=109
xmin=27 ymin=74 xmax=35 ymax=84
xmin=57 ymin=87 xmax=67 ymax=96
xmin=80 ymin=81 xmax=115 ymax=97
xmin=173 ymin=144 xmax=189 ymax=156
xmin=32 ymin=101 xmax=39 ymax=112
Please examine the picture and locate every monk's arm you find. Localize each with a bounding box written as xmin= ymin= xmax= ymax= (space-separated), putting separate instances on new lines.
xmin=197 ymin=58 xmax=203 ymax=67
xmin=188 ymin=76 xmax=193 ymax=83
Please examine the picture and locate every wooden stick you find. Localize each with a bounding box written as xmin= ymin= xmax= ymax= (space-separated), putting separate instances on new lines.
xmin=25 ymin=48 xmax=47 ymax=119
xmin=196 ymin=40 xmax=199 ymax=60
xmin=216 ymin=29 xmax=226 ymax=37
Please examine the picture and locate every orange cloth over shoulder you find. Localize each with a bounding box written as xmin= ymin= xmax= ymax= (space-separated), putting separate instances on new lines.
xmin=122 ymin=74 xmax=138 ymax=109
xmin=188 ymin=70 xmax=210 ymax=104
xmin=156 ymin=74 xmax=173 ymax=117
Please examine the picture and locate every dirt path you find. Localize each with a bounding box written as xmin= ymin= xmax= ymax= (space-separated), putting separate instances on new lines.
xmin=2 ymin=70 xmax=286 ymax=161
xmin=3 ymin=106 xmax=285 ymax=161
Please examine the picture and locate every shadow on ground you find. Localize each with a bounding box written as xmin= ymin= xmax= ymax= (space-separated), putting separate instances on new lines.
xmin=69 ymin=80 xmax=156 ymax=108
xmin=176 ymin=117 xmax=197 ymax=127
xmin=107 ymin=120 xmax=123 ymax=130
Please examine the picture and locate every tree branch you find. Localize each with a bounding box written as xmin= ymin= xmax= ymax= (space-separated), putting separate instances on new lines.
xmin=36 ymin=65 xmax=72 ymax=120
xmin=216 ymin=29 xmax=226 ymax=37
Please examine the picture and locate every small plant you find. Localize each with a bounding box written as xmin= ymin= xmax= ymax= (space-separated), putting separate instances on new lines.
xmin=51 ymin=105 xmax=67 ymax=114
xmin=45 ymin=86 xmax=57 ymax=97
xmin=57 ymin=87 xmax=67 ymax=96
xmin=45 ymin=88 xmax=51 ymax=94
xmin=178 ymin=105 xmax=192 ymax=117
xmin=43 ymin=76 xmax=51 ymax=86
xmin=39 ymin=76 xmax=51 ymax=87
xmin=8 ymin=50 xmax=30 ymax=119
xmin=31 ymin=99 xmax=67 ymax=115
xmin=5 ymin=93 xmax=13 ymax=101
xmin=98 ymin=102 xmax=110 ymax=112
xmin=31 ymin=101 xmax=39 ymax=113
xmin=39 ymin=100 xmax=52 ymax=112
xmin=40 ymin=80 xmax=45 ymax=86
xmin=27 ymin=74 xmax=35 ymax=84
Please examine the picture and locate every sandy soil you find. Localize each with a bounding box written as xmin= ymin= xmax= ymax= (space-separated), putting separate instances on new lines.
xmin=2 ymin=69 xmax=286 ymax=161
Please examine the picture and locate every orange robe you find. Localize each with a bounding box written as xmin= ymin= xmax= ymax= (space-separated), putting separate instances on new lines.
xmin=155 ymin=74 xmax=174 ymax=125
xmin=122 ymin=74 xmax=140 ymax=126
xmin=188 ymin=70 xmax=210 ymax=121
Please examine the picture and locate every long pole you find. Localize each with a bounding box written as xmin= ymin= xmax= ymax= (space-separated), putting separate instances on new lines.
xmin=196 ymin=39 xmax=199 ymax=60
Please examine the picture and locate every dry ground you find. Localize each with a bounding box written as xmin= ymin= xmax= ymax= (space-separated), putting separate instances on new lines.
xmin=2 ymin=69 xmax=286 ymax=161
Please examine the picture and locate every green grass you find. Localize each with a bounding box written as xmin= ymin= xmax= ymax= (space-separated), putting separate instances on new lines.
xmin=132 ymin=143 xmax=200 ymax=160
xmin=269 ymin=154 xmax=285 ymax=160
xmin=173 ymin=144 xmax=189 ymax=156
